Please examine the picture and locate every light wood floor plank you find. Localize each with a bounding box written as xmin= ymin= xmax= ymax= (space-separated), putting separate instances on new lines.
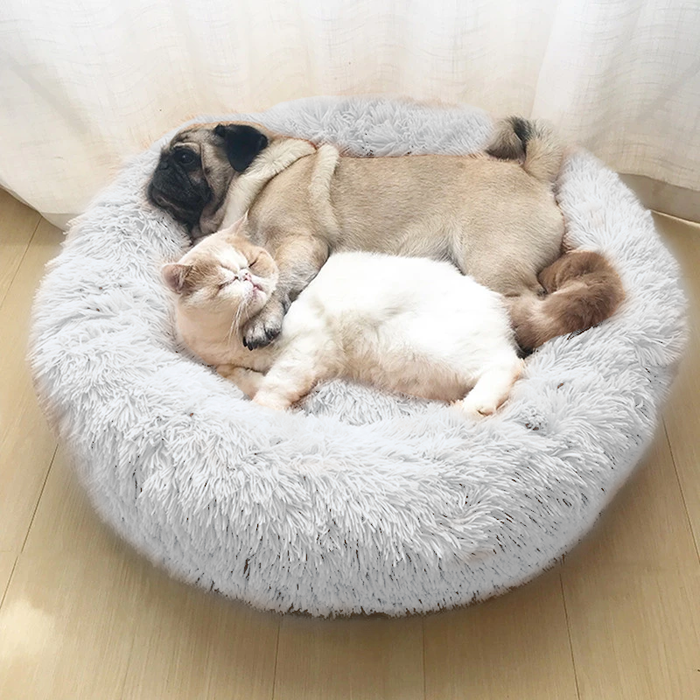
xmin=0 ymin=551 xmax=145 ymax=700
xmin=22 ymin=448 xmax=280 ymax=700
xmin=560 ymin=213 xmax=700 ymax=700
xmin=23 ymin=447 xmax=128 ymax=557
xmin=423 ymin=569 xmax=579 ymax=700
xmin=655 ymin=214 xmax=700 ymax=553
xmin=0 ymin=219 xmax=62 ymax=551
xmin=0 ymin=188 xmax=41 ymax=309
xmin=563 ymin=428 xmax=698 ymax=570
xmin=120 ymin=569 xmax=279 ymax=700
xmin=0 ymin=554 xmax=16 ymax=604
xmin=562 ymin=566 xmax=700 ymax=700
xmin=274 ymin=614 xmax=424 ymax=700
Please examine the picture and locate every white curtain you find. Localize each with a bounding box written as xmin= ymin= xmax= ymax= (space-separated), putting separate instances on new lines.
xmin=1 ymin=0 xmax=699 ymax=226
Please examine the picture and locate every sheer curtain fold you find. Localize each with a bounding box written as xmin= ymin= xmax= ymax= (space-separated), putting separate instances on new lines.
xmin=0 ymin=0 xmax=698 ymax=225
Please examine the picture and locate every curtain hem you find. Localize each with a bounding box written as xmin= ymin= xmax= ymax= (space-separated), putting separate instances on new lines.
xmin=620 ymin=174 xmax=700 ymax=225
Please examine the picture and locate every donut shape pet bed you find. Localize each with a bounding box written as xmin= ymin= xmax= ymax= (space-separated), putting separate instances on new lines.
xmin=30 ymin=97 xmax=686 ymax=616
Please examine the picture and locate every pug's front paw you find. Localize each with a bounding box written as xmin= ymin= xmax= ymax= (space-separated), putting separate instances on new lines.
xmin=242 ymin=302 xmax=284 ymax=349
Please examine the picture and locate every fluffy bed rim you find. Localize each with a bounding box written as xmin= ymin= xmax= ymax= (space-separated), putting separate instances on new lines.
xmin=29 ymin=97 xmax=687 ymax=616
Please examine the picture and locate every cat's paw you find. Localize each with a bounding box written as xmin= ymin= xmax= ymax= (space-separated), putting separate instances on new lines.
xmin=217 ymin=365 xmax=264 ymax=399
xmin=242 ymin=303 xmax=284 ymax=349
xmin=253 ymin=391 xmax=291 ymax=411
xmin=452 ymin=396 xmax=498 ymax=420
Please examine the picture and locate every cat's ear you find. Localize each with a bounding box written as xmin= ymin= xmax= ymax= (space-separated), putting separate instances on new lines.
xmin=162 ymin=263 xmax=193 ymax=294
xmin=220 ymin=212 xmax=248 ymax=238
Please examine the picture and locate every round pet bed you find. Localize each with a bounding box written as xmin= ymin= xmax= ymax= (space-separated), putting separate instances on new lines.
xmin=29 ymin=97 xmax=686 ymax=616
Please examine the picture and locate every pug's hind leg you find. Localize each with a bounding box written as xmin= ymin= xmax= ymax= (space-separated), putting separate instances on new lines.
xmin=217 ymin=365 xmax=265 ymax=399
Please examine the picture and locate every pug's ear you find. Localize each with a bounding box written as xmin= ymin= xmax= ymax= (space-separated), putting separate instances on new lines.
xmin=214 ymin=124 xmax=269 ymax=173
xmin=162 ymin=263 xmax=193 ymax=294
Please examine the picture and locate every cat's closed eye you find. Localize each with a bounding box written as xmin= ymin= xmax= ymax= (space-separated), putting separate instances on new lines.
xmin=217 ymin=267 xmax=238 ymax=290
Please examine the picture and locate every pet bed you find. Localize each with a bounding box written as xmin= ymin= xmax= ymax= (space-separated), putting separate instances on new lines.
xmin=29 ymin=97 xmax=686 ymax=616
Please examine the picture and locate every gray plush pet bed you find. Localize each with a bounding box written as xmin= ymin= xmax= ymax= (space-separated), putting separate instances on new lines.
xmin=29 ymin=97 xmax=686 ymax=616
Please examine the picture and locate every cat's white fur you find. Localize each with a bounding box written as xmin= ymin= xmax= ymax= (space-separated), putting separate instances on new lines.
xmin=165 ymin=226 xmax=523 ymax=418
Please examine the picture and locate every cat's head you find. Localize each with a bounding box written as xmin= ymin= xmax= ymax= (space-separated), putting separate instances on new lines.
xmin=162 ymin=220 xmax=278 ymax=324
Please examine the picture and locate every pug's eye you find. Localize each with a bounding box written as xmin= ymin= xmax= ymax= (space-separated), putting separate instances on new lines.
xmin=174 ymin=149 xmax=197 ymax=167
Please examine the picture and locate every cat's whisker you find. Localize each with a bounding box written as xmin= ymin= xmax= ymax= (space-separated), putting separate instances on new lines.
xmin=227 ymin=307 xmax=241 ymax=343
xmin=227 ymin=297 xmax=248 ymax=343
xmin=226 ymin=318 xmax=236 ymax=344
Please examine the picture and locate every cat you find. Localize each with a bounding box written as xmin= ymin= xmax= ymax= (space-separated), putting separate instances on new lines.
xmin=162 ymin=222 xmax=523 ymax=417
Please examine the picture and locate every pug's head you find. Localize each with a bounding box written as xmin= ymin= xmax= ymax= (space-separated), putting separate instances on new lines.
xmin=148 ymin=122 xmax=270 ymax=237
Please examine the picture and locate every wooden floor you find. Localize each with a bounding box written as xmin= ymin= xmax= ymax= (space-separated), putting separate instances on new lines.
xmin=0 ymin=187 xmax=699 ymax=699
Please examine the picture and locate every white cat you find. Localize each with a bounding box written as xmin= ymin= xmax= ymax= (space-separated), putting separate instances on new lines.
xmin=162 ymin=222 xmax=523 ymax=417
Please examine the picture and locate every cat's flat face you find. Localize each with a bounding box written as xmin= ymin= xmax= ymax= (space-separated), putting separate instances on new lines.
xmin=162 ymin=227 xmax=278 ymax=324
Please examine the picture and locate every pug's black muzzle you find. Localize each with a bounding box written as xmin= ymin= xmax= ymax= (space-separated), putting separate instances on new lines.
xmin=148 ymin=155 xmax=211 ymax=228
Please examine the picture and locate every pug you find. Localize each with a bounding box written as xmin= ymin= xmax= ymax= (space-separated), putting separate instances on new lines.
xmin=149 ymin=117 xmax=603 ymax=350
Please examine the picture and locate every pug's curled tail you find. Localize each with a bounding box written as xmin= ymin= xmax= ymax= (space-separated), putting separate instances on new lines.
xmin=486 ymin=116 xmax=565 ymax=185
xmin=509 ymin=250 xmax=625 ymax=350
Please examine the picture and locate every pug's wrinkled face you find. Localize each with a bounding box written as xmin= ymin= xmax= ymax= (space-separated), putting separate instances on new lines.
xmin=148 ymin=123 xmax=270 ymax=236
